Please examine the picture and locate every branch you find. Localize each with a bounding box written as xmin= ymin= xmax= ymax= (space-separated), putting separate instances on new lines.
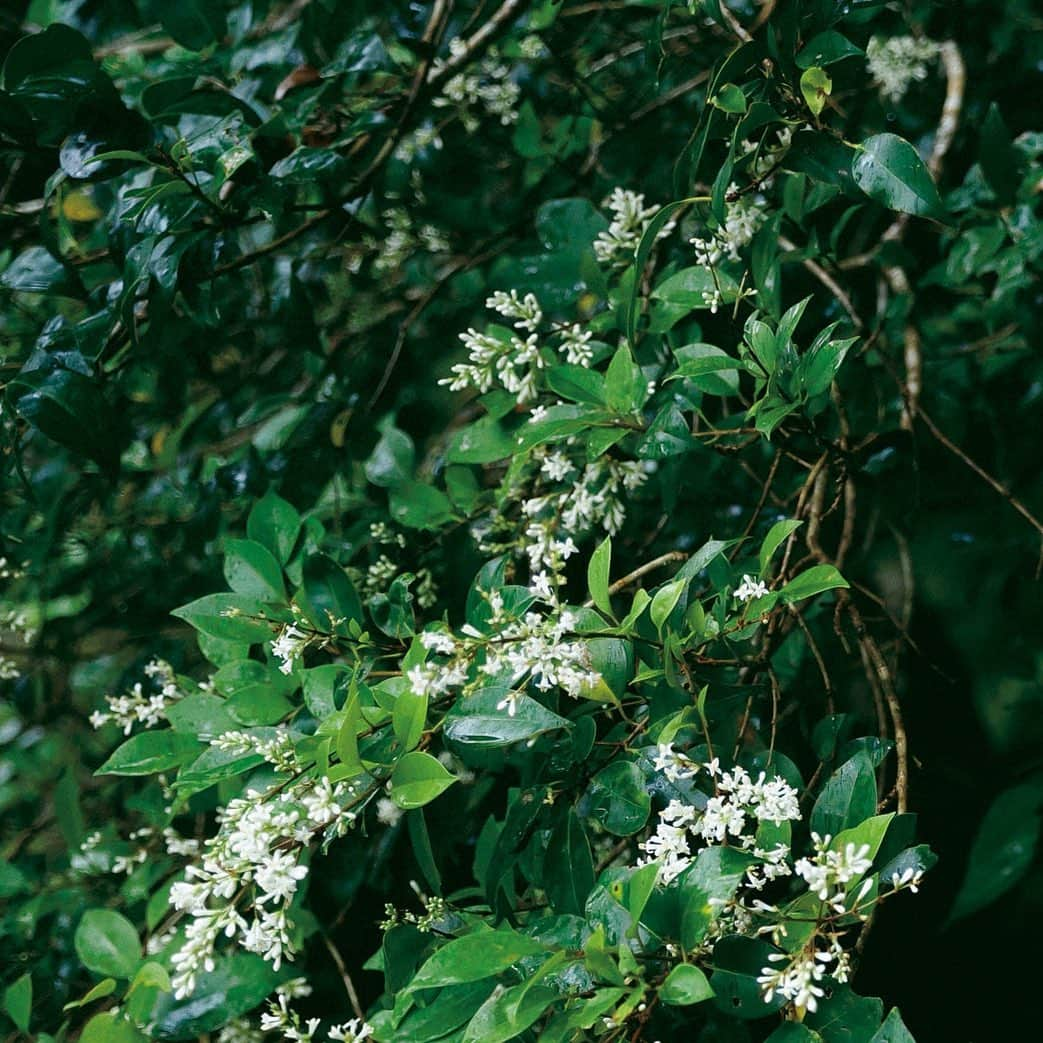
xmin=427 ymin=0 xmax=531 ymax=94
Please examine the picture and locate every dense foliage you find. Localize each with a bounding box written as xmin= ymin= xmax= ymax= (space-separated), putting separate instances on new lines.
xmin=2 ymin=1 xmax=1041 ymax=1041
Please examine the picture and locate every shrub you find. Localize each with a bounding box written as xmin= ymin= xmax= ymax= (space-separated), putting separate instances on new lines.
xmin=2 ymin=2 xmax=1041 ymax=1041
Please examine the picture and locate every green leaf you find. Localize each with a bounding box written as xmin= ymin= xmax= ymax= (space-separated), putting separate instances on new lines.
xmin=766 ymin=1025 xmax=824 ymax=1042
xmin=978 ymin=104 xmax=1024 ymax=205
xmin=543 ymin=809 xmax=595 ymax=915
xmin=604 ymin=343 xmax=646 ymax=413
xmin=172 ymin=593 xmax=273 ymax=643
xmin=670 ymin=343 xmax=742 ymax=395
xmin=165 ymin=692 xmax=237 ymax=739
xmin=650 ymin=577 xmax=686 ymax=633
xmin=588 ymin=536 xmax=613 ymax=616
xmin=390 ymin=751 xmax=456 ymax=809
xmin=448 ymin=416 xmax=516 ymax=464
xmin=759 ymin=519 xmax=802 ymax=574
xmin=949 ymin=780 xmax=1043 ymax=921
xmin=800 ymin=67 xmax=832 ymax=117
xmin=302 ymin=664 xmax=349 ymax=720
xmin=462 ymin=980 xmax=557 ymax=1043
xmin=653 ymin=266 xmax=738 ymax=310
xmin=147 ymin=0 xmax=227 ymax=50
xmin=3 ymin=974 xmax=31 ymax=1032
xmin=297 ymin=554 xmax=363 ymax=631
xmin=74 ymin=909 xmax=142 ymax=979
xmin=365 ymin=423 xmax=416 ymax=487
xmin=129 ymin=961 xmax=172 ymax=996
xmin=7 ymin=363 xmax=117 ymax=471
xmin=796 ymin=31 xmax=864 ymax=68
xmin=811 ymin=751 xmax=878 ymax=837
xmin=852 ymin=134 xmax=944 ymax=218
xmin=223 ymin=538 xmax=286 ymax=601
xmin=63 ymin=978 xmax=117 ymax=1012
xmin=712 ymin=83 xmax=747 ymax=114
xmin=660 ymin=963 xmax=714 ymax=1006
xmin=710 ymin=935 xmax=786 ymax=1020
xmin=80 ymin=1013 xmax=148 ymax=1043
xmin=392 ymin=687 xmax=428 ymax=753
xmin=148 ymin=952 xmax=286 ymax=1039
xmin=869 ymin=1007 xmax=915 ymax=1043
xmin=407 ymin=809 xmax=442 ymax=895
xmin=2 ymin=23 xmax=92 ymax=89
xmin=831 ymin=814 xmax=895 ymax=865
xmin=409 ymin=930 xmax=548 ymax=990
xmin=96 ymin=731 xmax=200 ymax=776
xmin=584 ymin=760 xmax=651 ymax=836
xmin=443 ymin=688 xmax=570 ymax=749
xmin=780 ymin=564 xmax=849 ymax=602
xmin=805 ymin=984 xmax=883 ymax=1042
xmin=247 ymin=492 xmax=301 ymax=565
xmin=624 ymin=198 xmax=697 ymax=343
xmin=680 ymin=847 xmax=753 ymax=948
xmin=389 ymin=481 xmax=455 ymax=531
xmin=547 ymin=364 xmax=606 ymax=406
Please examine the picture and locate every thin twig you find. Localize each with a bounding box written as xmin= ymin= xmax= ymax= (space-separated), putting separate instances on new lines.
xmin=321 ymin=932 xmax=365 ymax=1021
xmin=583 ymin=550 xmax=688 ymax=609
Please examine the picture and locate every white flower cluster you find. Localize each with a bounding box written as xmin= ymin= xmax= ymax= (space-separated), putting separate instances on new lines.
xmin=271 ymin=623 xmax=312 ymax=676
xmin=639 ymin=755 xmax=801 ymax=884
xmin=734 ymin=574 xmax=769 ymax=602
xmin=442 ymin=291 xmax=604 ymax=404
xmin=757 ymin=940 xmax=850 ymax=1014
xmin=211 ymin=729 xmax=301 ymax=774
xmin=689 ymin=184 xmax=764 ymax=267
xmin=354 ymin=525 xmax=439 ymax=611
xmin=94 ymin=825 xmax=199 ymax=876
xmin=866 ymin=35 xmax=939 ymax=102
xmin=166 ymin=776 xmax=357 ymax=998
xmin=523 ymin=453 xmax=648 ymax=539
xmin=594 ymin=188 xmax=674 ymax=266
xmin=793 ymin=832 xmax=874 ymax=911
xmin=259 ymin=988 xmax=374 ymax=1043
xmin=89 ymin=659 xmax=181 ymax=733
xmin=652 ymin=742 xmax=699 ymax=782
xmin=0 ymin=599 xmax=34 ymax=680
xmin=373 ymin=207 xmax=450 ymax=275
xmin=432 ymin=38 xmax=521 ymax=131
xmin=408 ymin=599 xmax=600 ymax=717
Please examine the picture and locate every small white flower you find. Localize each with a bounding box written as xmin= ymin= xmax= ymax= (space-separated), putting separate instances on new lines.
xmin=735 ymin=574 xmax=769 ymax=602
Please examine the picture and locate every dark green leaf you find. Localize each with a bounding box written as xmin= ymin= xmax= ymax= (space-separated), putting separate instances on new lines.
xmin=852 ymin=134 xmax=944 ymax=218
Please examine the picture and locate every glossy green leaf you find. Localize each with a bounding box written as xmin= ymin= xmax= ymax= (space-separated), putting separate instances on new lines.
xmin=584 ymin=760 xmax=651 ymax=836
xmin=390 ymin=751 xmax=457 ymax=809
xmin=408 ymin=930 xmax=549 ymax=990
xmin=661 ymin=963 xmax=714 ymax=1005
xmin=780 ymin=564 xmax=849 ymax=602
xmin=96 ymin=731 xmax=200 ymax=776
xmin=3 ymin=974 xmax=31 ymax=1032
xmin=247 ymin=492 xmax=301 ymax=565
xmin=949 ymin=780 xmax=1043 ymax=921
xmin=223 ymin=538 xmax=286 ymax=601
xmin=811 ymin=751 xmax=878 ymax=837
xmin=443 ymin=688 xmax=570 ymax=749
xmin=852 ymin=134 xmax=944 ymax=218
xmin=74 ymin=909 xmax=142 ymax=978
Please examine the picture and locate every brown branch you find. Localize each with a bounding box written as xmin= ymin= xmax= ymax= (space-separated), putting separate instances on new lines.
xmin=583 ymin=551 xmax=688 ymax=609
xmin=929 ymin=42 xmax=966 ymax=179
xmin=427 ymin=0 xmax=531 ymax=93
xmin=779 ymin=236 xmax=863 ymax=330
xmin=916 ymin=406 xmax=1043 ymax=540
xmin=321 ymin=933 xmax=365 ymax=1021
xmin=843 ymin=596 xmax=908 ymax=813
